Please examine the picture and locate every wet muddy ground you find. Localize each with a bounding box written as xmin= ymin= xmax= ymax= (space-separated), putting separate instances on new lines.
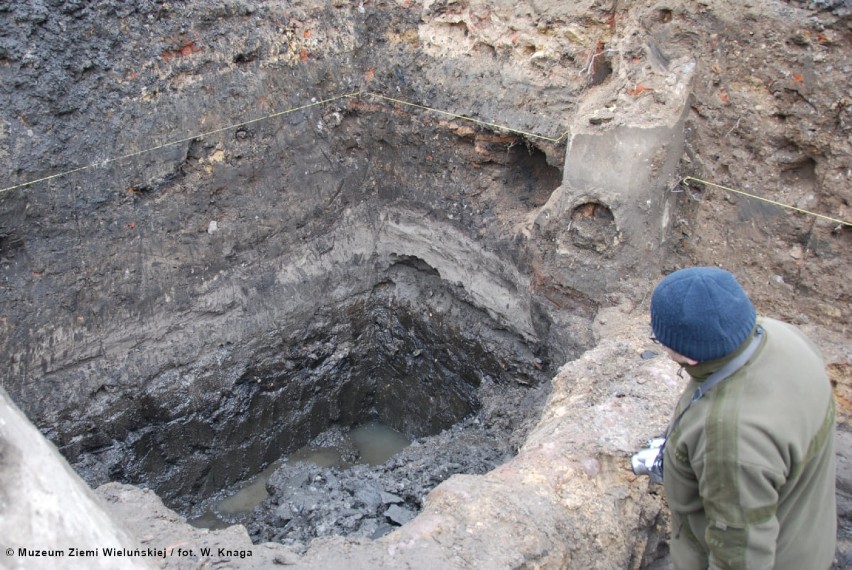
xmin=188 ymin=374 xmax=548 ymax=551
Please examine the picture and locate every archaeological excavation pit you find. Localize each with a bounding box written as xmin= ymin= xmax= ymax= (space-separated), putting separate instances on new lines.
xmin=0 ymin=1 xmax=732 ymax=565
xmin=64 ymin=249 xmax=570 ymax=545
xmin=0 ymin=41 xmax=605 ymax=545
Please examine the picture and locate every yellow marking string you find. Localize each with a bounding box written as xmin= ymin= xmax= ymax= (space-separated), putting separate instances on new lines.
xmin=363 ymin=92 xmax=571 ymax=143
xmin=0 ymin=89 xmax=571 ymax=196
xmin=681 ymin=177 xmax=851 ymax=227
xmin=0 ymin=90 xmax=362 ymax=195
xmin=2 ymin=89 xmax=848 ymax=230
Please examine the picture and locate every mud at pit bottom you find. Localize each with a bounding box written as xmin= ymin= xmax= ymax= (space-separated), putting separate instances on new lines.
xmin=185 ymin=405 xmax=537 ymax=551
xmin=244 ymin=413 xmax=531 ymax=551
xmin=190 ymin=421 xmax=412 ymax=530
xmin=184 ymin=339 xmax=549 ymax=550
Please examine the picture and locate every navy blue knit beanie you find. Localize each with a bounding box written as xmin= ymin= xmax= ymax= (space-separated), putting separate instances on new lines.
xmin=650 ymin=267 xmax=756 ymax=361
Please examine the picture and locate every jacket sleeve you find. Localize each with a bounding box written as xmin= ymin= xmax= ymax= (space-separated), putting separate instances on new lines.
xmin=699 ymin=455 xmax=785 ymax=569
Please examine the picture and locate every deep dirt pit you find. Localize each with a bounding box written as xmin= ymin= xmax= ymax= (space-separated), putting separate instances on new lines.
xmin=67 ymin=244 xmax=565 ymax=537
xmin=105 ymin=260 xmax=559 ymax=546
xmin=0 ymin=0 xmax=583 ymax=537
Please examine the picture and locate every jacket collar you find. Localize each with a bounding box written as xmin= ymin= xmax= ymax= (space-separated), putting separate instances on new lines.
xmin=681 ymin=321 xmax=761 ymax=381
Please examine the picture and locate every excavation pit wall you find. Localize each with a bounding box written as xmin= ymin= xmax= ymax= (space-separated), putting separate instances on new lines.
xmin=52 ymin=208 xmax=580 ymax=519
xmin=0 ymin=87 xmax=627 ymax=548
xmin=2 ymin=89 xmax=590 ymax=520
xmin=0 ymin=70 xmax=609 ymax=541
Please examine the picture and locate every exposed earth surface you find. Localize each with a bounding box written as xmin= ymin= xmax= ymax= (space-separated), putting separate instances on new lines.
xmin=0 ymin=0 xmax=849 ymax=569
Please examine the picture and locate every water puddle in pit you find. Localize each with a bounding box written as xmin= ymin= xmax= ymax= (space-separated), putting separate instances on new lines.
xmin=191 ymin=422 xmax=411 ymax=529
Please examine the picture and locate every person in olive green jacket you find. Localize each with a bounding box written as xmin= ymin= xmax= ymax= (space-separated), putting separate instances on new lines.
xmin=649 ymin=267 xmax=836 ymax=570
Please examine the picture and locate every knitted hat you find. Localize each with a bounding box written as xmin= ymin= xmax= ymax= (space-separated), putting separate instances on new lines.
xmin=650 ymin=267 xmax=756 ymax=362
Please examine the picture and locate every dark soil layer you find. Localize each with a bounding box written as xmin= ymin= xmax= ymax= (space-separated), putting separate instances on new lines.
xmin=0 ymin=0 xmax=593 ymax=521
